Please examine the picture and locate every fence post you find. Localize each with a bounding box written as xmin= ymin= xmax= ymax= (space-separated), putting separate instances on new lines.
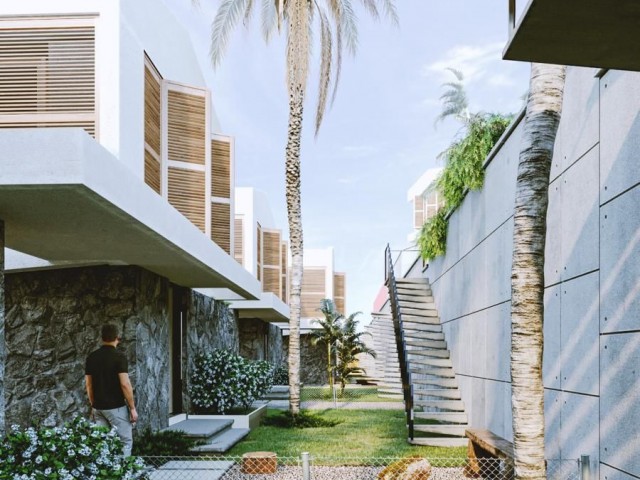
xmin=302 ymin=452 xmax=311 ymax=480
xmin=580 ymin=455 xmax=591 ymax=480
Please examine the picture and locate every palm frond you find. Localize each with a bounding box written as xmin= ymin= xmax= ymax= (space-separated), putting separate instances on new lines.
xmin=209 ymin=0 xmax=252 ymax=68
xmin=357 ymin=0 xmax=379 ymax=18
xmin=315 ymin=6 xmax=333 ymax=135
xmin=378 ymin=0 xmax=399 ymax=25
xmin=243 ymin=0 xmax=255 ymax=25
xmin=260 ymin=0 xmax=279 ymax=41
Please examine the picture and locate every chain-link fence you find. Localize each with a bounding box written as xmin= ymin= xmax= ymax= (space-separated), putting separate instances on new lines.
xmin=138 ymin=454 xmax=585 ymax=479
xmin=299 ymin=384 xmax=404 ymax=409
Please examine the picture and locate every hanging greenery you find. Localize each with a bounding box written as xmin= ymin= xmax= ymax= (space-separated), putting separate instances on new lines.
xmin=418 ymin=113 xmax=513 ymax=261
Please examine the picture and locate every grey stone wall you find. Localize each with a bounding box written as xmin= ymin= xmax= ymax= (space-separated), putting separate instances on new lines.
xmin=183 ymin=292 xmax=239 ymax=410
xmin=4 ymin=265 xmax=170 ymax=432
xmin=0 ymin=220 xmax=5 ymax=434
xmin=283 ymin=334 xmax=327 ymax=385
xmin=239 ymin=318 xmax=284 ymax=366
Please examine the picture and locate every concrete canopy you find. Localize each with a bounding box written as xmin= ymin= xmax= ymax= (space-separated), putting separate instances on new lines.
xmin=230 ymin=292 xmax=290 ymax=323
xmin=503 ymin=0 xmax=640 ymax=71
xmin=0 ymin=128 xmax=261 ymax=299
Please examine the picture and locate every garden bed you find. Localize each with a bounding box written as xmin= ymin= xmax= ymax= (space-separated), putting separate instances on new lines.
xmin=170 ymin=403 xmax=268 ymax=430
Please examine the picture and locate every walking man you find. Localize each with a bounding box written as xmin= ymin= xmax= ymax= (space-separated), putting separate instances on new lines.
xmin=85 ymin=324 xmax=138 ymax=456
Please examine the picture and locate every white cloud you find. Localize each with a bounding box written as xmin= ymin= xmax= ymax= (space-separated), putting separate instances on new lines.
xmin=422 ymin=42 xmax=505 ymax=84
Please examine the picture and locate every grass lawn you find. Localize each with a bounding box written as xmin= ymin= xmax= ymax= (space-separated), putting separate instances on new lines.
xmin=226 ymin=409 xmax=466 ymax=464
xmin=300 ymin=386 xmax=401 ymax=403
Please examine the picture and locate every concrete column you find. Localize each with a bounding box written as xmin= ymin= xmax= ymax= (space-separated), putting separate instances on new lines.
xmin=0 ymin=219 xmax=5 ymax=434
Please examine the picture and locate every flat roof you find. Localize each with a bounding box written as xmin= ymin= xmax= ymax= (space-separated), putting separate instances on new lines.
xmin=503 ymin=0 xmax=640 ymax=71
xmin=230 ymin=292 xmax=290 ymax=323
xmin=0 ymin=128 xmax=261 ymax=299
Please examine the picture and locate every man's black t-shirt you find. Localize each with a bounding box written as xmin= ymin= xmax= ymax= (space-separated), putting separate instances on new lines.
xmin=85 ymin=345 xmax=128 ymax=410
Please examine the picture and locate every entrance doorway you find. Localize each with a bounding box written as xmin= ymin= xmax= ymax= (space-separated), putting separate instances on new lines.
xmin=170 ymin=286 xmax=188 ymax=415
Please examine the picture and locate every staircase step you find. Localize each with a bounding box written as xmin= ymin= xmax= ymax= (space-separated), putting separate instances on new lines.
xmin=413 ymin=424 xmax=468 ymax=436
xmin=378 ymin=388 xmax=403 ymax=395
xmin=415 ymin=411 xmax=468 ymax=423
xmin=191 ymin=428 xmax=250 ymax=453
xmin=406 ymin=339 xmax=447 ymax=349
xmin=397 ymin=294 xmax=435 ymax=304
xmin=409 ymin=357 xmax=452 ymax=368
xmin=411 ymin=377 xmax=458 ymax=388
xmin=410 ymin=366 xmax=457 ymax=377
xmin=413 ymin=389 xmax=461 ymax=400
xmin=408 ymin=349 xmax=450 ymax=359
xmin=396 ymin=278 xmax=430 ymax=284
xmin=163 ymin=419 xmax=233 ymax=441
xmin=409 ymin=437 xmax=469 ymax=447
xmin=403 ymin=326 xmax=444 ymax=335
xmin=400 ymin=308 xmax=439 ymax=318
xmin=414 ymin=399 xmax=465 ymax=411
xmin=399 ymin=301 xmax=437 ymax=310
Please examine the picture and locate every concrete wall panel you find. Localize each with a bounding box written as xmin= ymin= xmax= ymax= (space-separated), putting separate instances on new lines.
xmin=544 ymin=285 xmax=561 ymax=389
xmin=544 ymin=389 xmax=561 ymax=459
xmin=484 ymin=379 xmax=510 ymax=438
xmin=560 ymin=272 xmax=599 ymax=395
xmin=600 ymin=186 xmax=640 ymax=334
xmin=560 ymin=392 xmax=599 ymax=477
xmin=600 ymin=70 xmax=640 ymax=204
xmin=485 ymin=302 xmax=510 ymax=382
xmin=457 ymin=189 xmax=485 ymax=258
xmin=600 ymin=333 xmax=640 ymax=478
xmin=551 ymin=67 xmax=600 ymax=181
xmin=560 ymin=147 xmax=600 ymax=280
xmin=545 ymin=177 xmax=563 ymax=286
xmin=600 ymin=464 xmax=640 ymax=480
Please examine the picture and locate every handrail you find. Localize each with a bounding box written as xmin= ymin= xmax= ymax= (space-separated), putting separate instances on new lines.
xmin=384 ymin=244 xmax=414 ymax=440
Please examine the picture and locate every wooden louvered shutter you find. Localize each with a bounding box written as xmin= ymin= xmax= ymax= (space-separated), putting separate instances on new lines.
xmin=413 ymin=195 xmax=425 ymax=228
xmin=262 ymin=229 xmax=282 ymax=297
xmin=333 ymin=273 xmax=346 ymax=314
xmin=0 ymin=17 xmax=96 ymax=136
xmin=234 ymin=217 xmax=244 ymax=265
xmin=144 ymin=56 xmax=161 ymax=194
xmin=301 ymin=267 xmax=326 ymax=318
xmin=280 ymin=241 xmax=289 ymax=302
xmin=211 ymin=135 xmax=233 ymax=254
xmin=163 ymin=81 xmax=210 ymax=233
xmin=256 ymin=223 xmax=262 ymax=282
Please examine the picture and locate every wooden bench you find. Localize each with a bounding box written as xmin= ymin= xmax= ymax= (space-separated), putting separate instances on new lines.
xmin=465 ymin=429 xmax=514 ymax=479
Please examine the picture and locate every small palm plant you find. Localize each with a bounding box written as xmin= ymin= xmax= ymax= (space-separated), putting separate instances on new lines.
xmin=310 ymin=299 xmax=343 ymax=390
xmin=335 ymin=312 xmax=376 ymax=395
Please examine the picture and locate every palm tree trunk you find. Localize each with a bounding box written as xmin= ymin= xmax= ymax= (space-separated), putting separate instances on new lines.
xmin=511 ymin=63 xmax=566 ymax=480
xmin=286 ymin=84 xmax=304 ymax=415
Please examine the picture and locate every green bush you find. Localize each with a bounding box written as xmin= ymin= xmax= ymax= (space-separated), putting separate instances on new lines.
xmin=272 ymin=364 xmax=289 ymax=385
xmin=132 ymin=428 xmax=200 ymax=457
xmin=189 ymin=349 xmax=274 ymax=414
xmin=262 ymin=410 xmax=341 ymax=429
xmin=0 ymin=416 xmax=145 ymax=480
xmin=417 ymin=209 xmax=448 ymax=261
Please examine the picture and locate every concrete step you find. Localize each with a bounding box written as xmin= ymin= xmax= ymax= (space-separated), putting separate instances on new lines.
xmin=400 ymin=308 xmax=439 ymax=318
xmin=396 ymin=278 xmax=430 ymax=284
xmin=403 ymin=326 xmax=444 ymax=336
xmin=378 ymin=388 xmax=403 ymax=395
xmin=408 ymin=437 xmax=468 ymax=447
xmin=413 ymin=424 xmax=468 ymax=436
xmin=163 ymin=419 xmax=233 ymax=442
xmin=411 ymin=377 xmax=458 ymax=388
xmin=415 ymin=411 xmax=468 ymax=423
xmin=409 ymin=356 xmax=453 ymax=368
xmin=410 ymin=366 xmax=457 ymax=378
xmin=397 ymin=294 xmax=435 ymax=304
xmin=398 ymin=301 xmax=437 ymax=310
xmin=408 ymin=349 xmax=450 ymax=359
xmin=191 ymin=428 xmax=250 ymax=453
xmin=413 ymin=388 xmax=461 ymax=400
xmin=406 ymin=339 xmax=447 ymax=349
xmin=414 ymin=399 xmax=465 ymax=411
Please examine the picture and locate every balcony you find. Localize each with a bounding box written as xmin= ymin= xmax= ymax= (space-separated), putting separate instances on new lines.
xmin=503 ymin=0 xmax=640 ymax=71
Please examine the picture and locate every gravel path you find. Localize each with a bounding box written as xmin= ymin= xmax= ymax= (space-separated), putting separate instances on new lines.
xmin=220 ymin=465 xmax=468 ymax=479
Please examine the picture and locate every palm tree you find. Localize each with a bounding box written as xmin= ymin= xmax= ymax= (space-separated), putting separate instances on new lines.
xmin=202 ymin=0 xmax=397 ymax=415
xmin=310 ymin=299 xmax=343 ymax=389
xmin=510 ymin=63 xmax=566 ymax=479
xmin=334 ymin=311 xmax=376 ymax=395
xmin=434 ymin=67 xmax=470 ymax=126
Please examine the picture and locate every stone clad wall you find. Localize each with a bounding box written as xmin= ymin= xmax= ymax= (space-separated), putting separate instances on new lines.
xmin=239 ymin=318 xmax=284 ymax=367
xmin=0 ymin=220 xmax=5 ymax=434
xmin=4 ymin=266 xmax=170 ymax=431
xmin=283 ymin=334 xmax=327 ymax=385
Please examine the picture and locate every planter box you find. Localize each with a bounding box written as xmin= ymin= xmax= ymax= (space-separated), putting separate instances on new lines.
xmin=170 ymin=403 xmax=268 ymax=430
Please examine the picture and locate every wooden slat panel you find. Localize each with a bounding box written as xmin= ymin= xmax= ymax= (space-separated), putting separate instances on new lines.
xmin=302 ymin=267 xmax=326 ymax=293
xmin=334 ymin=273 xmax=346 ymax=314
xmin=144 ymin=63 xmax=161 ymax=154
xmin=263 ymin=230 xmax=281 ymax=266
xmin=413 ymin=195 xmax=425 ymax=228
xmin=168 ymin=167 xmax=205 ymax=232
xmin=256 ymin=223 xmax=262 ymax=282
xmin=211 ymin=202 xmax=231 ymax=254
xmin=301 ymin=293 xmax=325 ymax=318
xmin=0 ymin=21 xmax=96 ymax=135
xmin=211 ymin=138 xmax=231 ymax=198
xmin=234 ymin=217 xmax=243 ymax=265
xmin=263 ymin=266 xmax=281 ymax=297
xmin=167 ymin=90 xmax=205 ymax=165
xmin=144 ymin=149 xmax=161 ymax=194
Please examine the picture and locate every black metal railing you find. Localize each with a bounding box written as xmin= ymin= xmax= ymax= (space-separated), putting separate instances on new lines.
xmin=384 ymin=244 xmax=414 ymax=440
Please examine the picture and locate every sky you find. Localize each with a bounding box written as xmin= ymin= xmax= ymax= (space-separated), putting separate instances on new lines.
xmin=162 ymin=0 xmax=531 ymax=326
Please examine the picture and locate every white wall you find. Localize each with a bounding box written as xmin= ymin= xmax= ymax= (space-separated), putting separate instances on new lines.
xmin=419 ymin=67 xmax=640 ymax=477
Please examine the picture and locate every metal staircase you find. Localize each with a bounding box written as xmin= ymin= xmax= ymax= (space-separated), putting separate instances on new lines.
xmin=385 ymin=245 xmax=468 ymax=447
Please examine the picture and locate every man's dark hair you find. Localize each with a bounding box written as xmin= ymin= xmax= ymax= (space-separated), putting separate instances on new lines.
xmin=101 ymin=324 xmax=120 ymax=342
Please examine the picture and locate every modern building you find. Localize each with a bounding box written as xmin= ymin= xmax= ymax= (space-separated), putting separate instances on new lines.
xmin=0 ymin=0 xmax=287 ymax=433
xmin=407 ymin=167 xmax=443 ymax=241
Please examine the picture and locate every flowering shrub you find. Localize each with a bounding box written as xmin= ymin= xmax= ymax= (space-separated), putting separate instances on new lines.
xmin=189 ymin=349 xmax=274 ymax=413
xmin=0 ymin=416 xmax=145 ymax=480
xmin=272 ymin=364 xmax=289 ymax=385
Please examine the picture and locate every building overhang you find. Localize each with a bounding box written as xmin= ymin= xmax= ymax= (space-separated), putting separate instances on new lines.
xmin=230 ymin=292 xmax=290 ymax=323
xmin=503 ymin=0 xmax=640 ymax=71
xmin=0 ymin=128 xmax=261 ymax=299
